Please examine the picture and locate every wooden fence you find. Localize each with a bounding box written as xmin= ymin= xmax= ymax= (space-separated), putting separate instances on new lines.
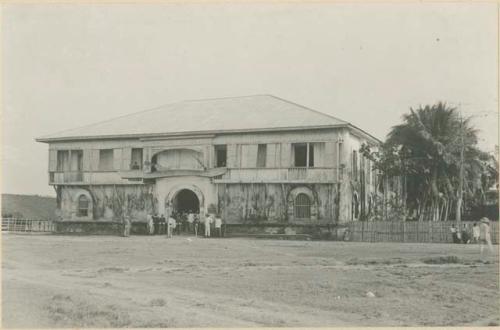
xmin=346 ymin=221 xmax=498 ymax=244
xmin=2 ymin=218 xmax=55 ymax=233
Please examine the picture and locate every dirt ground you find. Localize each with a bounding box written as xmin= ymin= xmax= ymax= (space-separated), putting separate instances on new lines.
xmin=2 ymin=234 xmax=499 ymax=328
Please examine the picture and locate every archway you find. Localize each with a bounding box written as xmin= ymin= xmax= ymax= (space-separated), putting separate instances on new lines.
xmin=173 ymin=189 xmax=200 ymax=214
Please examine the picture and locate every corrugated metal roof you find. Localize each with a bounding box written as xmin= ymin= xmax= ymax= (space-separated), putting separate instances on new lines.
xmin=37 ymin=95 xmax=350 ymax=142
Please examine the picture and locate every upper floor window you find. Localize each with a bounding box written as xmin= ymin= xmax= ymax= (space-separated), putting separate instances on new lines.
xmin=56 ymin=150 xmax=82 ymax=172
xmin=257 ymin=144 xmax=267 ymax=168
xmin=77 ymin=195 xmax=89 ymax=217
xmin=294 ymin=193 xmax=311 ymax=219
xmin=99 ymin=149 xmax=114 ymax=171
xmin=131 ymin=148 xmax=143 ymax=170
xmin=57 ymin=150 xmax=69 ymax=171
xmin=293 ymin=143 xmax=314 ymax=167
xmin=215 ymin=145 xmax=227 ymax=167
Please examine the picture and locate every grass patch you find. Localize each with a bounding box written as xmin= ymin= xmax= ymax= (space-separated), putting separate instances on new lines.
xmin=345 ymin=258 xmax=404 ymax=266
xmin=149 ymin=298 xmax=166 ymax=307
xmin=421 ymin=256 xmax=461 ymax=264
xmin=46 ymin=294 xmax=131 ymax=327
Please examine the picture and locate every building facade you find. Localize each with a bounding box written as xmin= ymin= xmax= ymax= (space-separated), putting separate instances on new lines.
xmin=37 ymin=95 xmax=379 ymax=225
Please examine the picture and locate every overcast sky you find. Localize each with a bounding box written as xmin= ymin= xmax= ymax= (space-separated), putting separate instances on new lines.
xmin=2 ymin=3 xmax=498 ymax=197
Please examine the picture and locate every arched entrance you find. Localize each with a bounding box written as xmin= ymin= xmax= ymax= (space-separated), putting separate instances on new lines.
xmin=173 ymin=189 xmax=200 ymax=214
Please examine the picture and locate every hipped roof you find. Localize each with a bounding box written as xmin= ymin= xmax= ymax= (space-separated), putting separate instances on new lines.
xmin=36 ymin=95 xmax=378 ymax=143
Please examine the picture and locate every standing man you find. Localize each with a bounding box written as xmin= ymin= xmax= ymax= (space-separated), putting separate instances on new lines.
xmin=193 ymin=213 xmax=200 ymax=237
xmin=479 ymin=217 xmax=494 ymax=262
xmin=159 ymin=214 xmax=166 ymax=235
xmin=214 ymin=214 xmax=222 ymax=238
xmin=472 ymin=222 xmax=480 ymax=243
xmin=461 ymin=223 xmax=470 ymax=244
xmin=204 ymin=213 xmax=212 ymax=238
xmin=123 ymin=215 xmax=131 ymax=237
xmin=450 ymin=224 xmax=459 ymax=243
xmin=187 ymin=211 xmax=195 ymax=234
xmin=146 ymin=214 xmax=154 ymax=235
xmin=153 ymin=214 xmax=159 ymax=235
xmin=167 ymin=214 xmax=176 ymax=238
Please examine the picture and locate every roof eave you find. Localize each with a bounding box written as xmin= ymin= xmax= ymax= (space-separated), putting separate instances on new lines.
xmin=347 ymin=124 xmax=382 ymax=145
xmin=35 ymin=124 xmax=350 ymax=143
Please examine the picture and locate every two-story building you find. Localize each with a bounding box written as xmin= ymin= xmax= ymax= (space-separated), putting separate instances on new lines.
xmin=36 ymin=95 xmax=379 ymax=228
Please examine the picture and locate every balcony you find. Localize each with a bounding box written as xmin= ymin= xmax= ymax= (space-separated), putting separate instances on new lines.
xmin=49 ymin=171 xmax=139 ymax=185
xmin=212 ymin=167 xmax=338 ymax=183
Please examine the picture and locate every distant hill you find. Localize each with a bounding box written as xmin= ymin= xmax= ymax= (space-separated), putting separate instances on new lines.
xmin=1 ymin=194 xmax=56 ymax=220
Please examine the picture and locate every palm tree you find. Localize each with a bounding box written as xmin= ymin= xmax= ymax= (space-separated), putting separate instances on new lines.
xmin=386 ymin=102 xmax=488 ymax=222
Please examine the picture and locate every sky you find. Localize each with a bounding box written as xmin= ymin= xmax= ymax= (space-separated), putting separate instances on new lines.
xmin=2 ymin=3 xmax=498 ymax=197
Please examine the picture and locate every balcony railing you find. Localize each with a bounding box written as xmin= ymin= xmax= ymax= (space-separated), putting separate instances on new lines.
xmin=212 ymin=167 xmax=338 ymax=183
xmin=51 ymin=171 xmax=84 ymax=183
xmin=49 ymin=171 xmax=138 ymax=185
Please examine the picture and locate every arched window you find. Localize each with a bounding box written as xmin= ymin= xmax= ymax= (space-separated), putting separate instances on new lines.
xmin=294 ymin=193 xmax=311 ymax=219
xmin=78 ymin=195 xmax=89 ymax=217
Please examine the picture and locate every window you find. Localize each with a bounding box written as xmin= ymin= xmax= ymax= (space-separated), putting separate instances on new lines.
xmin=78 ymin=195 xmax=89 ymax=217
xmin=99 ymin=149 xmax=114 ymax=171
xmin=294 ymin=193 xmax=311 ymax=219
xmin=131 ymin=148 xmax=143 ymax=170
xmin=293 ymin=143 xmax=314 ymax=167
xmin=70 ymin=150 xmax=83 ymax=171
xmin=294 ymin=144 xmax=307 ymax=167
xmin=215 ymin=145 xmax=227 ymax=167
xmin=257 ymin=144 xmax=267 ymax=167
xmin=309 ymin=144 xmax=314 ymax=167
xmin=57 ymin=150 xmax=69 ymax=171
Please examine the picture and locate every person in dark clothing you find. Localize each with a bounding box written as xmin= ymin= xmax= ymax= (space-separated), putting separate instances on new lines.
xmin=153 ymin=215 xmax=159 ymax=235
xmin=159 ymin=214 xmax=166 ymax=235
xmin=450 ymin=224 xmax=459 ymax=243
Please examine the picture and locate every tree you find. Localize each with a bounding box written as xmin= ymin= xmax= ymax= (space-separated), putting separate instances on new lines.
xmin=362 ymin=102 xmax=492 ymax=222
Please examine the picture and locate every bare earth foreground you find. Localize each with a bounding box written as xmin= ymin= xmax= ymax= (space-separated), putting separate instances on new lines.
xmin=2 ymin=234 xmax=499 ymax=328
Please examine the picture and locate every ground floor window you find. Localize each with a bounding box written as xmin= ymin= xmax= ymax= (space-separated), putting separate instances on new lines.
xmin=294 ymin=193 xmax=311 ymax=219
xmin=78 ymin=195 xmax=90 ymax=217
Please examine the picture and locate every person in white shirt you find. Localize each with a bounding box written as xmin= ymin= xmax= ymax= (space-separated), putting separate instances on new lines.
xmin=450 ymin=224 xmax=458 ymax=243
xmin=204 ymin=213 xmax=212 ymax=238
xmin=146 ymin=214 xmax=154 ymax=235
xmin=472 ymin=222 xmax=480 ymax=243
xmin=479 ymin=217 xmax=494 ymax=261
xmin=167 ymin=215 xmax=176 ymax=238
xmin=214 ymin=215 xmax=222 ymax=238
xmin=187 ymin=211 xmax=195 ymax=233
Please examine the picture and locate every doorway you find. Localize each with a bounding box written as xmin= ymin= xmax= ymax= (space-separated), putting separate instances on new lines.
xmin=173 ymin=189 xmax=200 ymax=214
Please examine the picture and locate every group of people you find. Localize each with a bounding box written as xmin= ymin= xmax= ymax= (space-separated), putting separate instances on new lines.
xmin=450 ymin=217 xmax=494 ymax=259
xmin=145 ymin=211 xmax=225 ymax=238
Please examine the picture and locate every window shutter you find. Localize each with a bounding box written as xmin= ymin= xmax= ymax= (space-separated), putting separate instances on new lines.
xmin=82 ymin=150 xmax=91 ymax=171
xmin=48 ymin=149 xmax=57 ymax=171
xmin=90 ymin=149 xmax=100 ymax=171
xmin=122 ymin=148 xmax=132 ymax=170
xmin=226 ymin=144 xmax=237 ymax=168
xmin=280 ymin=143 xmax=291 ymax=167
xmin=113 ymin=149 xmax=122 ymax=170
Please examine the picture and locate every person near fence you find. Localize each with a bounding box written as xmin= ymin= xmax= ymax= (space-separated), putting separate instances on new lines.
xmin=450 ymin=224 xmax=459 ymax=243
xmin=472 ymin=222 xmax=480 ymax=243
xmin=479 ymin=217 xmax=494 ymax=262
xmin=343 ymin=228 xmax=350 ymax=241
xmin=461 ymin=223 xmax=471 ymax=244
